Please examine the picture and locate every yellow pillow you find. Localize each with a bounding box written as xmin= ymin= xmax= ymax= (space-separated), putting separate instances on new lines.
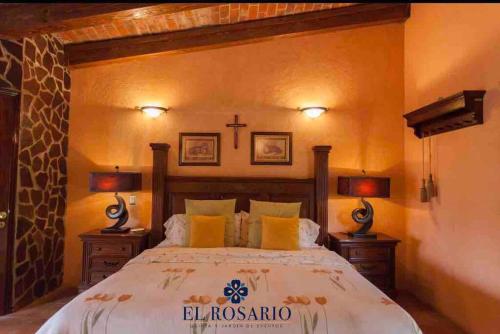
xmin=260 ymin=216 xmax=299 ymax=250
xmin=189 ymin=215 xmax=226 ymax=248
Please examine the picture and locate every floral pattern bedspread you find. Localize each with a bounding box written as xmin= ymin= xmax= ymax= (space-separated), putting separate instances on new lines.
xmin=37 ymin=247 xmax=421 ymax=334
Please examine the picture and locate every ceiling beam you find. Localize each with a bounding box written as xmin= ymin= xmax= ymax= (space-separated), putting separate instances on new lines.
xmin=66 ymin=4 xmax=410 ymax=67
xmin=0 ymin=3 xmax=220 ymax=39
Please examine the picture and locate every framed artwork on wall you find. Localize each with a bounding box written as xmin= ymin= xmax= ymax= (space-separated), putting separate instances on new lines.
xmin=179 ymin=133 xmax=221 ymax=166
xmin=251 ymin=132 xmax=293 ymax=165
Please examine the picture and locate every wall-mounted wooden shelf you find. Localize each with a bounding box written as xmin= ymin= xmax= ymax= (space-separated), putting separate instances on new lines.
xmin=404 ymin=90 xmax=486 ymax=138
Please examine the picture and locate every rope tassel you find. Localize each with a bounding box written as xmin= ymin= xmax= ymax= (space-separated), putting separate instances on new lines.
xmin=426 ymin=137 xmax=436 ymax=198
xmin=420 ymin=179 xmax=429 ymax=202
xmin=420 ymin=137 xmax=429 ymax=202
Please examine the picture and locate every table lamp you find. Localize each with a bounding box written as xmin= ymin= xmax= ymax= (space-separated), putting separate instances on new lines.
xmin=89 ymin=166 xmax=142 ymax=234
xmin=337 ymin=174 xmax=390 ymax=238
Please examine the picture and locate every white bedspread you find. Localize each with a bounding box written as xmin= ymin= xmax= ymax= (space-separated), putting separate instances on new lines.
xmin=38 ymin=247 xmax=421 ymax=334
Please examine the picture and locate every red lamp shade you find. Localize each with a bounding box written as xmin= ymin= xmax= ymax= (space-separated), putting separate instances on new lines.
xmin=337 ymin=176 xmax=390 ymax=198
xmin=89 ymin=172 xmax=142 ymax=193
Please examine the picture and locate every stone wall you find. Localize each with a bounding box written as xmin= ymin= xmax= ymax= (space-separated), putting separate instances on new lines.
xmin=0 ymin=39 xmax=22 ymax=91
xmin=1 ymin=35 xmax=70 ymax=310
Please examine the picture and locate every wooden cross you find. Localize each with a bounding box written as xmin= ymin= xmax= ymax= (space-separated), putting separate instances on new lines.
xmin=226 ymin=114 xmax=247 ymax=149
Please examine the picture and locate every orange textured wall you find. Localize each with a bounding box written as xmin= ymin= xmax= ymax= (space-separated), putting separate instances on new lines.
xmin=404 ymin=4 xmax=500 ymax=333
xmin=64 ymin=24 xmax=405 ymax=287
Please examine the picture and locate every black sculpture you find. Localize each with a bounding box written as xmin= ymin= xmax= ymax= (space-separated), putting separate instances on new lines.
xmin=348 ymin=198 xmax=376 ymax=238
xmin=102 ymin=194 xmax=130 ymax=234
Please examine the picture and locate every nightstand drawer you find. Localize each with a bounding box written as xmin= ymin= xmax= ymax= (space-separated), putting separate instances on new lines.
xmin=349 ymin=247 xmax=388 ymax=260
xmin=90 ymin=242 xmax=132 ymax=257
xmin=353 ymin=261 xmax=388 ymax=275
xmin=89 ymin=257 xmax=129 ymax=271
xmin=90 ymin=271 xmax=115 ymax=284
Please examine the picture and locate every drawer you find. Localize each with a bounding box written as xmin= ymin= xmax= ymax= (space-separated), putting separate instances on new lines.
xmin=363 ymin=274 xmax=389 ymax=290
xmin=90 ymin=242 xmax=132 ymax=257
xmin=89 ymin=257 xmax=129 ymax=271
xmin=349 ymin=247 xmax=388 ymax=260
xmin=89 ymin=271 xmax=115 ymax=285
xmin=353 ymin=261 xmax=388 ymax=275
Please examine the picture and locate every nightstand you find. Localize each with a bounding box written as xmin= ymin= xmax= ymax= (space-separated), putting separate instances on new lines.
xmin=329 ymin=232 xmax=400 ymax=296
xmin=79 ymin=229 xmax=150 ymax=292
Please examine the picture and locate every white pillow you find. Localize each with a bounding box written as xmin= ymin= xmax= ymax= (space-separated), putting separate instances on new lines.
xmin=298 ymin=218 xmax=320 ymax=248
xmin=239 ymin=211 xmax=320 ymax=249
xmin=157 ymin=213 xmax=242 ymax=248
xmin=157 ymin=214 xmax=187 ymax=247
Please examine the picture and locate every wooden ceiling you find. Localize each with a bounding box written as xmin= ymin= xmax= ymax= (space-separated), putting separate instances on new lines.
xmin=55 ymin=3 xmax=355 ymax=44
xmin=0 ymin=3 xmax=411 ymax=67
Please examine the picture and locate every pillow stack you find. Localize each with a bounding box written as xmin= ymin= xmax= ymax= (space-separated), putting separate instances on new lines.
xmin=159 ymin=199 xmax=320 ymax=250
xmin=185 ymin=199 xmax=236 ymax=247
xmin=247 ymin=200 xmax=301 ymax=249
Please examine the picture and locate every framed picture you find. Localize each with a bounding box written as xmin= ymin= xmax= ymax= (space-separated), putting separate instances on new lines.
xmin=179 ymin=133 xmax=221 ymax=166
xmin=251 ymin=132 xmax=292 ymax=165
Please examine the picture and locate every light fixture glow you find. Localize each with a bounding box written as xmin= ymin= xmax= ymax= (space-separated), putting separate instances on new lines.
xmin=139 ymin=106 xmax=168 ymax=118
xmin=300 ymin=107 xmax=328 ymax=119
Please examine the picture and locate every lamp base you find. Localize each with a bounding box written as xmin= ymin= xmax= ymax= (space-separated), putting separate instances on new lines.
xmin=102 ymin=194 xmax=130 ymax=234
xmin=348 ymin=231 xmax=378 ymax=239
xmin=350 ymin=198 xmax=376 ymax=238
xmin=101 ymin=226 xmax=131 ymax=234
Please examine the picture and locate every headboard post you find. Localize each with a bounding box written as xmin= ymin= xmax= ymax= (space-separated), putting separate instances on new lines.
xmin=150 ymin=143 xmax=170 ymax=246
xmin=313 ymin=145 xmax=332 ymax=247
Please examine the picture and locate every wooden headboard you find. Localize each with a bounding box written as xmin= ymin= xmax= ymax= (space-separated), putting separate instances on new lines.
xmin=149 ymin=143 xmax=332 ymax=247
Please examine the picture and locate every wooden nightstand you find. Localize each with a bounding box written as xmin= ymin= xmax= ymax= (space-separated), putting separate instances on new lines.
xmin=79 ymin=229 xmax=150 ymax=292
xmin=329 ymin=232 xmax=400 ymax=296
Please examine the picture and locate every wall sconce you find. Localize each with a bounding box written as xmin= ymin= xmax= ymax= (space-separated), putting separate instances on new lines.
xmin=138 ymin=106 xmax=169 ymax=118
xmin=299 ymin=106 xmax=328 ymax=119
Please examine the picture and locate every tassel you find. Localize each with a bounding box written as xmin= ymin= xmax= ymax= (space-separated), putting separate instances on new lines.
xmin=420 ymin=179 xmax=429 ymax=202
xmin=426 ymin=137 xmax=437 ymax=198
xmin=419 ymin=138 xmax=428 ymax=202
xmin=427 ymin=173 xmax=435 ymax=198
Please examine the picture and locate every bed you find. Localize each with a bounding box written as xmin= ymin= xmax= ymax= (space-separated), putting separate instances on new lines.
xmin=38 ymin=144 xmax=421 ymax=334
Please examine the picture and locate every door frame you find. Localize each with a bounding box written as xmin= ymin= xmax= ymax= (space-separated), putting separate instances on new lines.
xmin=0 ymin=87 xmax=20 ymax=315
